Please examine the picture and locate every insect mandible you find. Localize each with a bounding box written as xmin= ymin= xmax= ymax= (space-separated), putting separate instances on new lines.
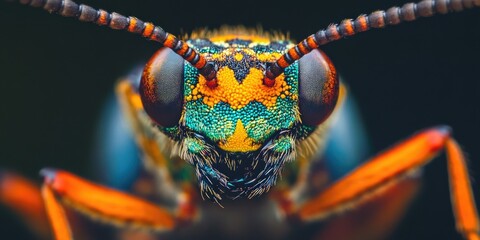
xmin=0 ymin=0 xmax=475 ymax=240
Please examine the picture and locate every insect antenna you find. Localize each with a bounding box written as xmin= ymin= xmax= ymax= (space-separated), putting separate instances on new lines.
xmin=10 ymin=0 xmax=217 ymax=82
xmin=264 ymin=0 xmax=480 ymax=84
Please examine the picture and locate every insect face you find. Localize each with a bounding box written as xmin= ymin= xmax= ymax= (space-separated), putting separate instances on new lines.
xmin=140 ymin=31 xmax=339 ymax=201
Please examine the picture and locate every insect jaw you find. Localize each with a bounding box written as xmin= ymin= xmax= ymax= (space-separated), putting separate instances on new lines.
xmin=179 ymin=129 xmax=299 ymax=203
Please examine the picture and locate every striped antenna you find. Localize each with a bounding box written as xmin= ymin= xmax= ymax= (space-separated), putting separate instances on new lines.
xmin=12 ymin=0 xmax=217 ymax=81
xmin=265 ymin=0 xmax=480 ymax=84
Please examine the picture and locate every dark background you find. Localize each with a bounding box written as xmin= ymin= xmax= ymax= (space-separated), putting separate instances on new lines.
xmin=0 ymin=0 xmax=479 ymax=239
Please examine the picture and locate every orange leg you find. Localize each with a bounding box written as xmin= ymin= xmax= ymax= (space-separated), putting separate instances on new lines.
xmin=0 ymin=171 xmax=50 ymax=239
xmin=295 ymin=126 xmax=479 ymax=240
xmin=313 ymin=176 xmax=421 ymax=240
xmin=39 ymin=168 xmax=194 ymax=240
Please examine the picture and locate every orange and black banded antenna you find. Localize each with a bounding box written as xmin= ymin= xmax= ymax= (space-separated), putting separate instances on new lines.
xmin=264 ymin=0 xmax=480 ymax=85
xmin=9 ymin=0 xmax=217 ymax=81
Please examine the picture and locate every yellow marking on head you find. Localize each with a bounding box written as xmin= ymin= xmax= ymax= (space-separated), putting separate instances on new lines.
xmin=234 ymin=53 xmax=243 ymax=61
xmin=211 ymin=49 xmax=257 ymax=61
xmin=189 ymin=67 xmax=292 ymax=109
xmin=218 ymin=120 xmax=261 ymax=152
xmin=257 ymin=52 xmax=283 ymax=62
xmin=210 ymin=34 xmax=271 ymax=43
xmin=187 ymin=26 xmax=288 ymax=42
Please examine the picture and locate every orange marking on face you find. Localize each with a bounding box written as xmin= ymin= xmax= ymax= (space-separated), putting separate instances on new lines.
xmin=189 ymin=67 xmax=291 ymax=109
xmin=45 ymin=170 xmax=175 ymax=230
xmin=211 ymin=49 xmax=281 ymax=62
xmin=257 ymin=52 xmax=283 ymax=62
xmin=218 ymin=120 xmax=261 ymax=152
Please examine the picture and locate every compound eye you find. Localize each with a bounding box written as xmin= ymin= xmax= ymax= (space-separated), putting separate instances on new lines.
xmin=140 ymin=48 xmax=184 ymax=127
xmin=298 ymin=49 xmax=339 ymax=126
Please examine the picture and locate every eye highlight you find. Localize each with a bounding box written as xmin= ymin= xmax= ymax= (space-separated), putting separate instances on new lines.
xmin=298 ymin=49 xmax=339 ymax=126
xmin=140 ymin=48 xmax=185 ymax=127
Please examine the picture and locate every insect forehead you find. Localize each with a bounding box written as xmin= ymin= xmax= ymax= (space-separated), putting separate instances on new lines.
xmin=182 ymin=37 xmax=300 ymax=152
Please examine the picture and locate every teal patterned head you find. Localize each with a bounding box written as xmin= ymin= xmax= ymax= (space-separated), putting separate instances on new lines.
xmin=140 ymin=29 xmax=339 ymax=201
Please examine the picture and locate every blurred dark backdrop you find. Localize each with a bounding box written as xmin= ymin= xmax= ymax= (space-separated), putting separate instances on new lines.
xmin=0 ymin=0 xmax=479 ymax=239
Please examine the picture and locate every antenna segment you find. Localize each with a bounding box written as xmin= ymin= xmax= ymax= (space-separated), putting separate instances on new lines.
xmin=12 ymin=0 xmax=217 ymax=80
xmin=265 ymin=0 xmax=480 ymax=82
